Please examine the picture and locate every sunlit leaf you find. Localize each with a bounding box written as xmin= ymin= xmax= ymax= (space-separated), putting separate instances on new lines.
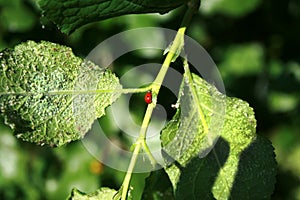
xmin=161 ymin=71 xmax=227 ymax=166
xmin=0 ymin=41 xmax=122 ymax=147
xmin=68 ymin=188 xmax=117 ymax=200
xmin=38 ymin=0 xmax=188 ymax=34
xmin=161 ymin=72 xmax=276 ymax=199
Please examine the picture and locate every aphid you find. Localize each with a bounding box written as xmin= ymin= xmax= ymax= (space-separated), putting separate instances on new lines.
xmin=144 ymin=91 xmax=152 ymax=104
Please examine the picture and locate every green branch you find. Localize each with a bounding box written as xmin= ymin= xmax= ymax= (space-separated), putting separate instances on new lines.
xmin=120 ymin=0 xmax=201 ymax=199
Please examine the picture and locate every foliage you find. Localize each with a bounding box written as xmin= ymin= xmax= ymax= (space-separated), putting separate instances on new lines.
xmin=0 ymin=41 xmax=121 ymax=146
xmin=38 ymin=0 xmax=188 ymax=34
xmin=1 ymin=0 xmax=299 ymax=199
xmin=161 ymin=72 xmax=275 ymax=199
xmin=68 ymin=188 xmax=121 ymax=200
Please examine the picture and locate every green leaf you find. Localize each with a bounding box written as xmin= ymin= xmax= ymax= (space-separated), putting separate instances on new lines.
xmin=161 ymin=72 xmax=228 ymax=166
xmin=219 ymin=43 xmax=264 ymax=78
xmin=68 ymin=188 xmax=118 ymax=200
xmin=172 ymin=136 xmax=276 ymax=200
xmin=38 ymin=0 xmax=188 ymax=34
xmin=161 ymin=73 xmax=276 ymax=199
xmin=0 ymin=41 xmax=122 ymax=147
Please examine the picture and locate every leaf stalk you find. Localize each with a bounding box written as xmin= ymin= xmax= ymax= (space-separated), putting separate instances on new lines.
xmin=120 ymin=0 xmax=201 ymax=199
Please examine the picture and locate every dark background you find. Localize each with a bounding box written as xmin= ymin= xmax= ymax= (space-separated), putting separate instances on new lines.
xmin=0 ymin=0 xmax=299 ymax=199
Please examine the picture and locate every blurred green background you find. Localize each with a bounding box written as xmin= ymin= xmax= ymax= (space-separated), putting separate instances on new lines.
xmin=0 ymin=0 xmax=299 ymax=199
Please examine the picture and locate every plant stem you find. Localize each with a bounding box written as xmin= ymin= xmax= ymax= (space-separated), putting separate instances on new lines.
xmin=152 ymin=27 xmax=186 ymax=95
xmin=120 ymin=30 xmax=185 ymax=198
xmin=121 ymin=140 xmax=142 ymax=200
xmin=120 ymin=1 xmax=200 ymax=199
xmin=121 ymin=103 xmax=154 ymax=200
xmin=120 ymin=29 xmax=185 ymax=198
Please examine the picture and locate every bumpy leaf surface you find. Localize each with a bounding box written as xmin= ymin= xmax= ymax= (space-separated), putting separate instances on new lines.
xmin=0 ymin=41 xmax=121 ymax=147
xmin=162 ymin=72 xmax=227 ymax=166
xmin=161 ymin=73 xmax=276 ymax=199
xmin=38 ymin=0 xmax=188 ymax=34
xmin=68 ymin=188 xmax=117 ymax=200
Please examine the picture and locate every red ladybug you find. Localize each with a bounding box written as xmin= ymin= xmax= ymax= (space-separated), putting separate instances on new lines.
xmin=144 ymin=91 xmax=152 ymax=104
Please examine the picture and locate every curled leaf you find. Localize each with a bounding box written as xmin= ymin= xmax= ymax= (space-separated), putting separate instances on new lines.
xmin=0 ymin=41 xmax=121 ymax=147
